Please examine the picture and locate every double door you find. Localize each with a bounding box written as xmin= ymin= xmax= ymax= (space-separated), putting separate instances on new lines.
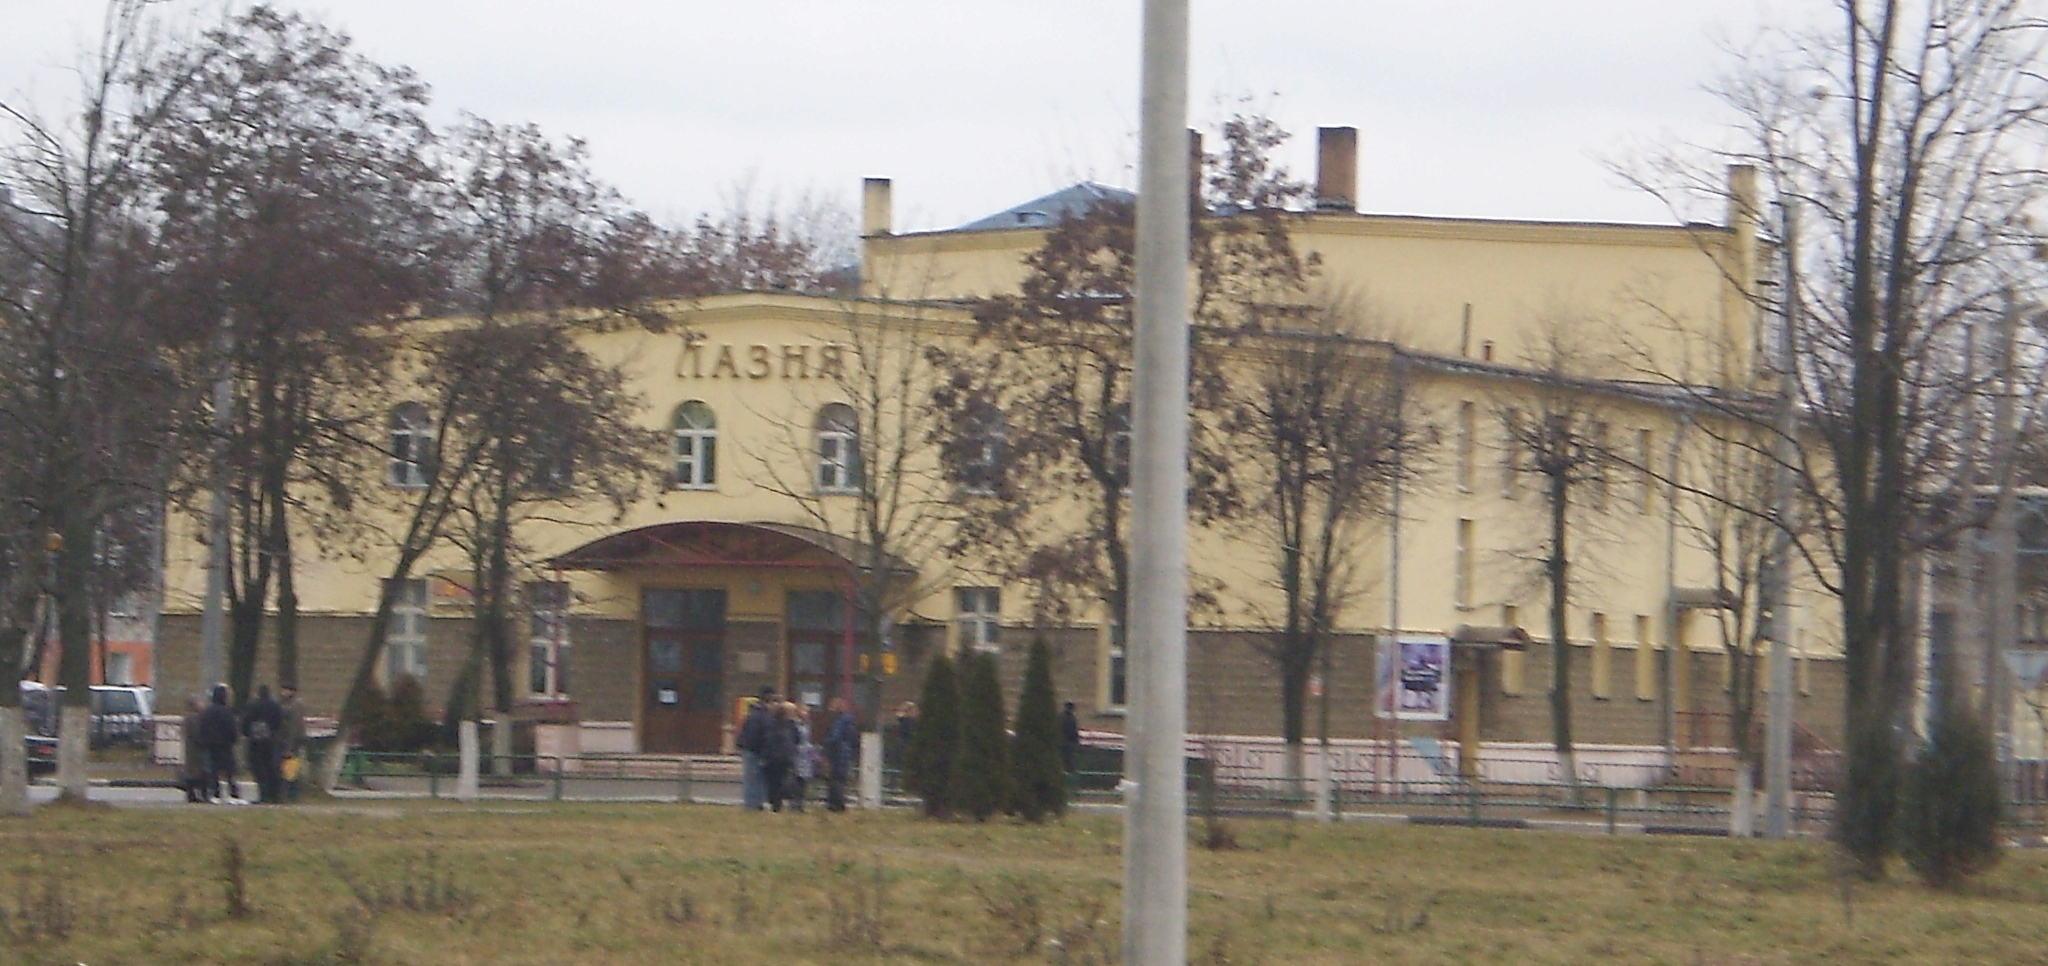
xmin=643 ymin=588 xmax=725 ymax=754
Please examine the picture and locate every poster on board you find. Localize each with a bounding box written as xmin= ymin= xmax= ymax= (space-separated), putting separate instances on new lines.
xmin=1375 ymin=634 xmax=1451 ymax=721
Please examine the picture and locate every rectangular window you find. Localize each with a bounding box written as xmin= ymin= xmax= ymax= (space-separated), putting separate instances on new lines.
xmin=955 ymin=587 xmax=1001 ymax=653
xmin=673 ymin=431 xmax=717 ymax=489
xmin=818 ymin=432 xmax=859 ymax=493
xmin=105 ymin=652 xmax=134 ymax=686
xmin=1454 ymin=519 xmax=1475 ymax=610
xmin=390 ymin=430 xmax=428 ymax=488
xmin=1590 ymin=613 xmax=1610 ymax=699
xmin=1635 ymin=429 xmax=1654 ymax=513
xmin=384 ymin=578 xmax=429 ymax=684
xmin=1797 ymin=649 xmax=1812 ymax=695
xmin=1456 ymin=401 xmax=1476 ymax=492
xmin=527 ymin=580 xmax=571 ymax=699
xmin=1634 ymin=614 xmax=1656 ymax=700
xmin=1501 ymin=604 xmax=1524 ymax=695
xmin=1104 ymin=617 xmax=1127 ymax=709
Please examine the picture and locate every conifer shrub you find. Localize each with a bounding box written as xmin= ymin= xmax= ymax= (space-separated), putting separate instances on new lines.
xmin=1010 ymin=637 xmax=1067 ymax=821
xmin=1900 ymin=698 xmax=2003 ymax=889
xmin=950 ymin=650 xmax=1012 ymax=821
xmin=355 ymin=676 xmax=440 ymax=754
xmin=905 ymin=653 xmax=961 ymax=817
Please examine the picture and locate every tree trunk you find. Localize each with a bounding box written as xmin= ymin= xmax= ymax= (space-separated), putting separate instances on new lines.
xmin=54 ymin=506 xmax=96 ymax=802
xmin=271 ymin=480 xmax=299 ymax=690
xmin=0 ymin=706 xmax=28 ymax=816
xmin=1548 ymin=469 xmax=1580 ymax=801
xmin=321 ymin=569 xmax=416 ymax=791
xmin=484 ymin=505 xmax=515 ymax=717
xmin=1280 ymin=650 xmax=1309 ymax=782
xmin=0 ymin=615 xmax=33 ymax=815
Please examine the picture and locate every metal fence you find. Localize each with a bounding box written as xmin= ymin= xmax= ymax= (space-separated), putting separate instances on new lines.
xmin=333 ymin=747 xmax=2048 ymax=839
xmin=340 ymin=751 xmax=745 ymax=804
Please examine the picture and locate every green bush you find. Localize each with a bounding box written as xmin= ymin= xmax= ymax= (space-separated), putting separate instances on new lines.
xmin=905 ymin=653 xmax=960 ymax=817
xmin=355 ymin=675 xmax=441 ymax=753
xmin=1010 ymin=637 xmax=1067 ymax=821
xmin=1900 ymin=698 xmax=2002 ymax=889
xmin=949 ymin=650 xmax=1011 ymax=821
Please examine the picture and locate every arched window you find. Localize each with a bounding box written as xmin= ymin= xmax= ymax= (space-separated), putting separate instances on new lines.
xmin=815 ymin=403 xmax=861 ymax=493
xmin=672 ymin=401 xmax=718 ymax=489
xmin=388 ymin=402 xmax=433 ymax=488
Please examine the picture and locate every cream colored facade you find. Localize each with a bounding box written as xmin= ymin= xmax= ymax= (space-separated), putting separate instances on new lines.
xmin=155 ymin=142 xmax=1845 ymax=756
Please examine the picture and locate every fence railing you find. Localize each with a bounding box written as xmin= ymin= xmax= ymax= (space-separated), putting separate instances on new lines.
xmin=335 ymin=747 xmax=2048 ymax=837
xmin=340 ymin=751 xmax=743 ymax=804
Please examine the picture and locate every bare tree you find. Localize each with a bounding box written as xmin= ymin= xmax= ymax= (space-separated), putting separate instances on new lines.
xmin=139 ymin=6 xmax=440 ymax=697
xmin=1495 ymin=326 xmax=1623 ymax=799
xmin=437 ymin=321 xmax=661 ymax=732
xmin=750 ymin=301 xmax=970 ymax=714
xmin=1628 ymin=0 xmax=2048 ymax=875
xmin=0 ymin=0 xmax=200 ymax=801
xmin=323 ymin=321 xmax=624 ymax=788
xmin=1228 ymin=305 xmax=1413 ymax=778
xmin=930 ymin=113 xmax=1312 ymax=692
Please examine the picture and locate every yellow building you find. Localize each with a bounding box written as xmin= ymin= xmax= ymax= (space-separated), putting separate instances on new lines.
xmin=155 ymin=127 xmax=1844 ymax=770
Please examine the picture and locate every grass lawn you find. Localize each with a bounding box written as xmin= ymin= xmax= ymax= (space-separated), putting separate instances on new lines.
xmin=2 ymin=801 xmax=2046 ymax=965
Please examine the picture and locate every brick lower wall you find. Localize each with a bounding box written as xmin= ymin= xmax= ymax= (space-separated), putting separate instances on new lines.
xmin=155 ymin=610 xmax=1848 ymax=752
xmin=1484 ymin=642 xmax=1846 ymax=748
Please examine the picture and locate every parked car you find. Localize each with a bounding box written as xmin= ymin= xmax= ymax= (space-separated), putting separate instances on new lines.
xmin=19 ymin=681 xmax=156 ymax=750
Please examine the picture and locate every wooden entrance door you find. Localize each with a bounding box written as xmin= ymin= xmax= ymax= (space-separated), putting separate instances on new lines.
xmin=785 ymin=590 xmax=847 ymax=712
xmin=643 ymin=588 xmax=726 ymax=754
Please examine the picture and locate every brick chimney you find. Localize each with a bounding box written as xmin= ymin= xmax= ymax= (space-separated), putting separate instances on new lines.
xmin=861 ymin=178 xmax=892 ymax=237
xmin=1315 ymin=126 xmax=1358 ymax=212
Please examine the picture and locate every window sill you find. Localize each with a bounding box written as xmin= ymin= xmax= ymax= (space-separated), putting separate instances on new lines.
xmin=1092 ymin=707 xmax=1126 ymax=719
xmin=670 ymin=483 xmax=718 ymax=492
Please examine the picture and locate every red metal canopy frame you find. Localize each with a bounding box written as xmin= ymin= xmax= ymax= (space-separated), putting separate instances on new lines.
xmin=549 ymin=521 xmax=914 ymax=713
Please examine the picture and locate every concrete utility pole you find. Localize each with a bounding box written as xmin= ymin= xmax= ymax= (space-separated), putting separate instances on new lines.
xmin=1763 ymin=201 xmax=1800 ymax=840
xmin=198 ymin=314 xmax=233 ymax=692
xmin=1125 ymin=0 xmax=1190 ymax=962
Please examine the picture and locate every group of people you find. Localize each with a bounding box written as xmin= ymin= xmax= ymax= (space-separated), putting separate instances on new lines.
xmin=735 ymin=688 xmax=858 ymax=813
xmin=180 ymin=683 xmax=305 ymax=805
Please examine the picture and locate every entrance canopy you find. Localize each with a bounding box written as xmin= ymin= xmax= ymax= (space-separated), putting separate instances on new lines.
xmin=549 ymin=520 xmax=916 ymax=577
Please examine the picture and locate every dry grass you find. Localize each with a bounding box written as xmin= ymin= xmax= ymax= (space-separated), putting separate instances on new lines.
xmin=0 ymin=802 xmax=2046 ymax=964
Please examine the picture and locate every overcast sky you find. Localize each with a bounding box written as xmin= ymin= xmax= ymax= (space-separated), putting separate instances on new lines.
xmin=1 ymin=1 xmax=1798 ymax=233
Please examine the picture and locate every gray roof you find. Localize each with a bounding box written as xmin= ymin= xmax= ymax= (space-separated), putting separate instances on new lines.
xmin=955 ymin=182 xmax=1134 ymax=232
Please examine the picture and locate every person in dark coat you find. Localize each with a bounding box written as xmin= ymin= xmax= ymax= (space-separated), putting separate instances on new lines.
xmin=761 ymin=702 xmax=799 ymax=813
xmin=824 ymin=697 xmax=858 ymax=812
xmin=241 ymin=685 xmax=285 ymax=804
xmin=180 ymin=694 xmax=212 ymax=803
xmin=736 ymin=687 xmax=776 ymax=811
xmin=197 ymin=685 xmax=242 ymax=803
